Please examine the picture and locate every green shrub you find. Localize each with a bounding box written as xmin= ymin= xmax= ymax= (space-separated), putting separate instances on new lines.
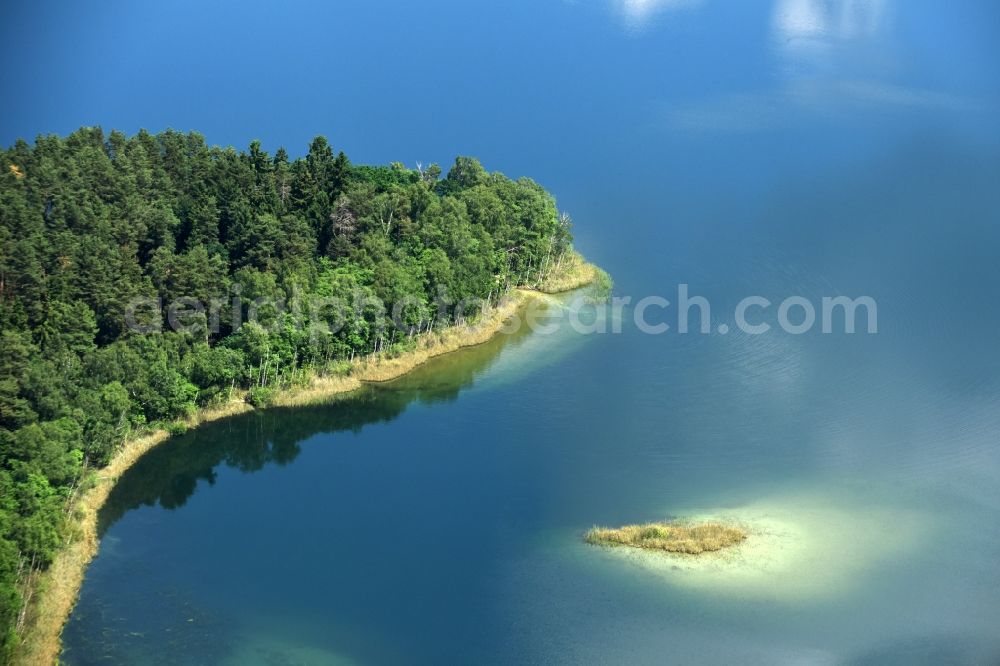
xmin=246 ymin=386 xmax=276 ymax=408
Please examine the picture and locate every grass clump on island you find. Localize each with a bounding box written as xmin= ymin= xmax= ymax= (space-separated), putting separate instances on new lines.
xmin=585 ymin=521 xmax=748 ymax=555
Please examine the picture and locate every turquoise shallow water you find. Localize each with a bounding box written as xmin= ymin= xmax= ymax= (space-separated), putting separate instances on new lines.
xmin=49 ymin=1 xmax=1000 ymax=664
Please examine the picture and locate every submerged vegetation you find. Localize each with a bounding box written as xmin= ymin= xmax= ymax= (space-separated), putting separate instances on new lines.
xmin=585 ymin=521 xmax=748 ymax=555
xmin=0 ymin=127 xmax=596 ymax=663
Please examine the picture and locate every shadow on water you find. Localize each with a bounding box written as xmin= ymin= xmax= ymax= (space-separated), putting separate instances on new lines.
xmin=97 ymin=304 xmax=543 ymax=538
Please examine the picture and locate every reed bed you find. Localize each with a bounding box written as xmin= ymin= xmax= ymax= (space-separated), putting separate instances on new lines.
xmin=266 ymin=374 xmax=364 ymax=408
xmin=355 ymin=292 xmax=528 ymax=383
xmin=585 ymin=521 xmax=748 ymax=555
xmin=535 ymin=251 xmax=601 ymax=294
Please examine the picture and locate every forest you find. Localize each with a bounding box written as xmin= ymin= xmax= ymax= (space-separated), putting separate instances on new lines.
xmin=0 ymin=127 xmax=577 ymax=660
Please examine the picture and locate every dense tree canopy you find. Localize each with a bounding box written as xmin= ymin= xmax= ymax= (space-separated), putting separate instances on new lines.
xmin=0 ymin=127 xmax=575 ymax=661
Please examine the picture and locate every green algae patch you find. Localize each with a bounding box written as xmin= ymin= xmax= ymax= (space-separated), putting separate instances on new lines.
xmin=585 ymin=521 xmax=747 ymax=555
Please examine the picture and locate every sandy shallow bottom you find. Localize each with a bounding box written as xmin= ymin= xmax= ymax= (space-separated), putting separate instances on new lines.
xmin=220 ymin=637 xmax=358 ymax=666
xmin=475 ymin=294 xmax=622 ymax=392
xmin=582 ymin=488 xmax=935 ymax=603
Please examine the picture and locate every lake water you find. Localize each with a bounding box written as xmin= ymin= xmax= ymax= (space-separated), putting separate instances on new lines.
xmin=50 ymin=1 xmax=1000 ymax=664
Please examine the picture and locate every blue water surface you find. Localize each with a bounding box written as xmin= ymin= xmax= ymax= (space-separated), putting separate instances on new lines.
xmin=4 ymin=1 xmax=999 ymax=663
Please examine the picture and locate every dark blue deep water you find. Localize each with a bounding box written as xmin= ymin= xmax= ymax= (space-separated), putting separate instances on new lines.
xmin=5 ymin=1 xmax=998 ymax=663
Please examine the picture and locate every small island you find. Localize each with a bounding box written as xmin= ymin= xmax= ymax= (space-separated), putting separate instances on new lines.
xmin=585 ymin=521 xmax=747 ymax=555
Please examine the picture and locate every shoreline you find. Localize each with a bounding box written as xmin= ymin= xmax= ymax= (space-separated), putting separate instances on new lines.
xmin=14 ymin=260 xmax=601 ymax=665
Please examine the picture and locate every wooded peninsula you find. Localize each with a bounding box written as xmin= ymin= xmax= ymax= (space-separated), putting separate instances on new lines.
xmin=0 ymin=128 xmax=604 ymax=664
